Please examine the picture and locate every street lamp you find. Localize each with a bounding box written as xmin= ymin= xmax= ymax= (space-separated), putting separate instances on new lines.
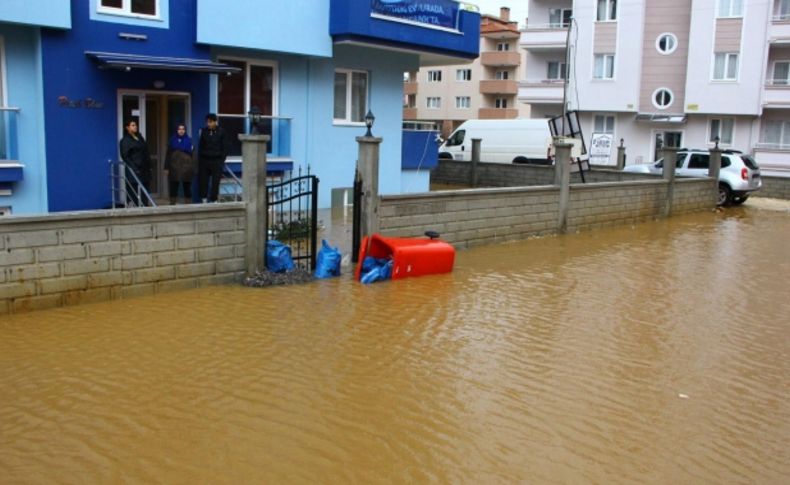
xmin=248 ymin=105 xmax=262 ymax=135
xmin=364 ymin=110 xmax=375 ymax=137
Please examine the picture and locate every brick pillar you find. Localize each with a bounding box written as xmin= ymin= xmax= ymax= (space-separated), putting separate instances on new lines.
xmin=662 ymin=147 xmax=678 ymax=217
xmin=709 ymin=146 xmax=722 ymax=205
xmin=357 ymin=135 xmax=382 ymax=237
xmin=239 ymin=134 xmax=269 ymax=276
xmin=553 ymin=139 xmax=573 ymax=233
xmin=616 ymin=139 xmax=626 ymax=170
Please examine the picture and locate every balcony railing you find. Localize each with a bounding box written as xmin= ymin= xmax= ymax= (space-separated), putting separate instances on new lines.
xmin=403 ymin=82 xmax=419 ymax=95
xmin=523 ymin=22 xmax=569 ymax=30
xmin=0 ymin=107 xmax=20 ymax=161
xmin=754 ymin=142 xmax=790 ymax=150
xmin=479 ymin=79 xmax=519 ymax=95
xmin=218 ymin=115 xmax=292 ymax=159
xmin=478 ymin=108 xmax=518 ymax=119
xmin=480 ymin=51 xmax=521 ymax=67
xmin=772 ymin=14 xmax=790 ymax=22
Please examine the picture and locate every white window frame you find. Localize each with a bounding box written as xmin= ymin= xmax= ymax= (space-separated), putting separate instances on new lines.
xmin=597 ymin=0 xmax=617 ymax=21
xmin=333 ymin=68 xmax=368 ymax=125
xmin=547 ymin=61 xmax=567 ymax=80
xmin=549 ymin=8 xmax=572 ymax=28
xmin=455 ymin=96 xmax=471 ymax=109
xmin=495 ymin=70 xmax=510 ymax=80
xmin=656 ymin=33 xmax=678 ymax=55
xmin=497 ymin=43 xmax=511 ymax=52
xmin=652 ymin=88 xmax=674 ymax=110
xmin=427 ymin=97 xmax=441 ymax=109
xmin=594 ymin=114 xmax=615 ymax=134
xmin=593 ymin=54 xmax=615 ymax=80
xmin=762 ymin=119 xmax=790 ymax=146
xmin=712 ymin=53 xmax=739 ymax=81
xmin=427 ymin=70 xmax=442 ymax=82
xmin=773 ymin=60 xmax=790 ymax=85
xmin=495 ymin=98 xmax=508 ymax=109
xmin=709 ymin=117 xmax=735 ymax=145
xmin=775 ymin=0 xmax=790 ymax=20
xmin=717 ymin=0 xmax=744 ymax=18
xmin=97 ymin=0 xmax=160 ymax=19
xmin=455 ymin=69 xmax=471 ymax=82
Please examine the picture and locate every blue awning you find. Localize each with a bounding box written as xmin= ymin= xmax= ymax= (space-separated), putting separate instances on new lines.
xmin=0 ymin=163 xmax=24 ymax=182
xmin=85 ymin=51 xmax=241 ymax=75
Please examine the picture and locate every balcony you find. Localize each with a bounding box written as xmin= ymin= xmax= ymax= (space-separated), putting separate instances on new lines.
xmin=403 ymin=82 xmax=419 ymax=96
xmin=330 ymin=0 xmax=480 ymax=65
xmin=763 ymin=81 xmax=790 ymax=107
xmin=478 ymin=108 xmax=519 ymax=119
xmin=753 ymin=143 xmax=790 ymax=176
xmin=518 ymin=80 xmax=565 ymax=104
xmin=0 ymin=0 xmax=70 ymax=28
xmin=0 ymin=108 xmax=24 ymax=184
xmin=480 ymin=51 xmax=521 ymax=67
xmin=520 ymin=25 xmax=568 ymax=51
xmin=403 ymin=107 xmax=418 ymax=120
xmin=769 ymin=15 xmax=790 ymax=41
xmin=480 ymin=80 xmax=519 ymax=95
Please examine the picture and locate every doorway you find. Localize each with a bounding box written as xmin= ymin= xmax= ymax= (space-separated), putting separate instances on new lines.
xmin=119 ymin=91 xmax=191 ymax=201
xmin=653 ymin=130 xmax=683 ymax=161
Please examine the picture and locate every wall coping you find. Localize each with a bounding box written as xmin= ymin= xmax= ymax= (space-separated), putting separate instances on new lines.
xmin=381 ymin=185 xmax=559 ymax=202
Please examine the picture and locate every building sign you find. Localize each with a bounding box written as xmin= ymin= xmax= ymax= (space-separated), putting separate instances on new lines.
xmin=370 ymin=0 xmax=460 ymax=30
xmin=589 ymin=133 xmax=615 ymax=166
xmin=57 ymin=96 xmax=104 ymax=109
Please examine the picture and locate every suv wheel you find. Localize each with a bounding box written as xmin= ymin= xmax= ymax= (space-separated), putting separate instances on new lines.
xmin=718 ymin=183 xmax=733 ymax=206
xmin=732 ymin=195 xmax=749 ymax=205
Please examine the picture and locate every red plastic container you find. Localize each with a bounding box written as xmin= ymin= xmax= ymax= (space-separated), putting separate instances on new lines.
xmin=355 ymin=234 xmax=455 ymax=281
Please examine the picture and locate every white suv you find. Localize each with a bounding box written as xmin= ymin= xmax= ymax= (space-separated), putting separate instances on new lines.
xmin=622 ymin=149 xmax=762 ymax=206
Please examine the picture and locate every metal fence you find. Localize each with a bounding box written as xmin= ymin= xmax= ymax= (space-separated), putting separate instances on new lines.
xmin=265 ymin=167 xmax=319 ymax=271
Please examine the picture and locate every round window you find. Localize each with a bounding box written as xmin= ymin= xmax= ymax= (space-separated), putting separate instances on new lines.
xmin=653 ymin=88 xmax=673 ymax=109
xmin=656 ymin=33 xmax=678 ymax=55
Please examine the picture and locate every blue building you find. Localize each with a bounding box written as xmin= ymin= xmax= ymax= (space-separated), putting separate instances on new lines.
xmin=15 ymin=0 xmax=479 ymax=213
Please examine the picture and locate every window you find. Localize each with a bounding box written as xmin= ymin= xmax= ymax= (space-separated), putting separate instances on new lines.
xmin=594 ymin=115 xmax=615 ymax=134
xmin=547 ymin=61 xmax=567 ymax=80
xmin=404 ymin=94 xmax=416 ymax=108
xmin=713 ymin=53 xmax=739 ymax=81
xmin=445 ymin=129 xmax=465 ymax=146
xmin=98 ymin=0 xmax=158 ymax=17
xmin=456 ymin=69 xmax=471 ymax=81
xmin=549 ymin=9 xmax=572 ymax=28
xmin=427 ymin=97 xmax=441 ymax=109
xmin=710 ymin=118 xmax=734 ymax=144
xmin=333 ymin=69 xmax=368 ymax=124
xmin=0 ymin=207 xmax=10 ymax=216
xmin=597 ymin=0 xmax=617 ymax=21
xmin=495 ymin=98 xmax=508 ymax=109
xmin=718 ymin=0 xmax=743 ymax=17
xmin=497 ymin=43 xmax=511 ymax=51
xmin=594 ymin=54 xmax=615 ymax=79
xmin=218 ymin=59 xmax=276 ymax=156
xmin=653 ymin=88 xmax=673 ymax=109
xmin=773 ymin=61 xmax=790 ymax=85
xmin=776 ymin=0 xmax=790 ymax=20
xmin=455 ymin=97 xmax=471 ymax=109
xmin=656 ymin=33 xmax=678 ymax=54
xmin=762 ymin=120 xmax=790 ymax=146
xmin=687 ymin=154 xmax=711 ymax=169
xmin=427 ymin=70 xmax=442 ymax=82
xmin=495 ymin=71 xmax=510 ymax=80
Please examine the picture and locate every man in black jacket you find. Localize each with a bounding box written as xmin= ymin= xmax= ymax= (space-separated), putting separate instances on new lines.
xmin=198 ymin=113 xmax=230 ymax=202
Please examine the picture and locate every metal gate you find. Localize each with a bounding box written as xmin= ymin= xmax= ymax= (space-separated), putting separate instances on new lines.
xmin=265 ymin=168 xmax=319 ymax=271
xmin=351 ymin=167 xmax=363 ymax=263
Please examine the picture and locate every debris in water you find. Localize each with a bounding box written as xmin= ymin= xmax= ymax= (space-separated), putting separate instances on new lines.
xmin=243 ymin=268 xmax=315 ymax=287
xmin=678 ymin=393 xmax=690 ymax=399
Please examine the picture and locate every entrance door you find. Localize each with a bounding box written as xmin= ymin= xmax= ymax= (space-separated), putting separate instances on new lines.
xmin=653 ymin=130 xmax=683 ymax=161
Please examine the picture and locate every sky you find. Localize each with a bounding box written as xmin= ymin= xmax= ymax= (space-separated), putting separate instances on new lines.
xmin=470 ymin=0 xmax=529 ymax=27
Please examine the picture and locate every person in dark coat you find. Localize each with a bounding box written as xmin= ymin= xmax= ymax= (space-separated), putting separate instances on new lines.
xmin=198 ymin=113 xmax=230 ymax=203
xmin=164 ymin=124 xmax=195 ymax=205
xmin=119 ymin=119 xmax=152 ymax=207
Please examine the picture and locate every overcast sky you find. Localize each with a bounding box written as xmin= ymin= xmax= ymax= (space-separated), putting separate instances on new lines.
xmin=471 ymin=0 xmax=529 ymax=27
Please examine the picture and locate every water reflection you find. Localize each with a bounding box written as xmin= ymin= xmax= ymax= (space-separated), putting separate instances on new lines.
xmin=1 ymin=205 xmax=789 ymax=483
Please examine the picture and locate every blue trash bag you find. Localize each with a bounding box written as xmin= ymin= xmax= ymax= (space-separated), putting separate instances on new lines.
xmin=360 ymin=256 xmax=393 ymax=284
xmin=266 ymin=240 xmax=295 ymax=273
xmin=315 ymin=240 xmax=342 ymax=279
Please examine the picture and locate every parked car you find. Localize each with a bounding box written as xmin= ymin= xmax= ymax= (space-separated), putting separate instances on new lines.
xmin=622 ymin=149 xmax=761 ymax=205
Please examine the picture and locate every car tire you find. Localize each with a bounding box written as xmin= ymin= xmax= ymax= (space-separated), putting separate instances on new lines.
xmin=512 ymin=156 xmax=529 ymax=164
xmin=718 ymin=183 xmax=733 ymax=206
xmin=732 ymin=195 xmax=749 ymax=205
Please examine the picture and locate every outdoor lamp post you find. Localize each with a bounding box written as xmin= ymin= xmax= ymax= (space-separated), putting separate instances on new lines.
xmin=714 ymin=135 xmax=720 ymax=149
xmin=248 ymin=106 xmax=262 ymax=135
xmin=364 ymin=110 xmax=375 ymax=137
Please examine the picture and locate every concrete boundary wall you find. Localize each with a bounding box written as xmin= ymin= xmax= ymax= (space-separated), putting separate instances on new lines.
xmin=0 ymin=204 xmax=246 ymax=315
xmin=380 ymin=178 xmax=714 ymax=249
xmin=758 ymin=176 xmax=790 ymax=200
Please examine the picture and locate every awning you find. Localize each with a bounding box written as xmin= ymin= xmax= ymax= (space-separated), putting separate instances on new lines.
xmin=635 ymin=113 xmax=688 ymax=124
xmin=0 ymin=162 xmax=24 ymax=183
xmin=85 ymin=51 xmax=241 ymax=75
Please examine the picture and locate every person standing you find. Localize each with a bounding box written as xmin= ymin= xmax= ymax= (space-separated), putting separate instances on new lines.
xmin=198 ymin=113 xmax=230 ymax=203
xmin=119 ymin=119 xmax=152 ymax=207
xmin=164 ymin=124 xmax=195 ymax=205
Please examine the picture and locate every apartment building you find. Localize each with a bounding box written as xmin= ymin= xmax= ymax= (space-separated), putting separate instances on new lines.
xmin=404 ymin=7 xmax=530 ymax=137
xmin=520 ymin=0 xmax=790 ymax=176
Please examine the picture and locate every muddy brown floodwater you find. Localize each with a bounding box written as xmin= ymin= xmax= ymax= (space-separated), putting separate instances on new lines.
xmin=1 ymin=202 xmax=789 ymax=483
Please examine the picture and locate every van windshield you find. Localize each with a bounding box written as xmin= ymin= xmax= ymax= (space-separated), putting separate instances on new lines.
xmin=445 ymin=130 xmax=465 ymax=146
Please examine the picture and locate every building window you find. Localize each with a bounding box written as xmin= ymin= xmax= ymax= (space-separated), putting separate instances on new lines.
xmin=0 ymin=207 xmax=10 ymax=216
xmin=594 ymin=54 xmax=615 ymax=79
xmin=762 ymin=120 xmax=790 ymax=146
xmin=333 ymin=69 xmax=368 ymax=123
xmin=718 ymin=0 xmax=743 ymax=17
xmin=427 ymin=70 xmax=442 ymax=82
xmin=427 ymin=97 xmax=441 ymax=109
xmin=656 ymin=33 xmax=678 ymax=55
xmin=547 ymin=61 xmax=567 ymax=80
xmin=773 ymin=61 xmax=790 ymax=85
xmin=594 ymin=115 xmax=615 ymax=134
xmin=495 ymin=98 xmax=508 ymax=109
xmin=456 ymin=96 xmax=471 ymax=109
xmin=495 ymin=70 xmax=510 ymax=80
xmin=497 ymin=43 xmax=511 ymax=52
xmin=713 ymin=53 xmax=739 ymax=81
xmin=98 ymin=0 xmax=158 ymax=17
xmin=456 ymin=69 xmax=471 ymax=81
xmin=549 ymin=9 xmax=572 ymax=28
xmin=710 ymin=118 xmax=734 ymax=144
xmin=404 ymin=94 xmax=416 ymax=108
xmin=218 ymin=59 xmax=276 ymax=156
xmin=597 ymin=0 xmax=617 ymax=21
xmin=653 ymin=88 xmax=673 ymax=109
xmin=776 ymin=0 xmax=790 ymax=20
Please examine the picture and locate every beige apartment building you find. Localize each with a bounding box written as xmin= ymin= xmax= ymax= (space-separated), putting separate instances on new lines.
xmin=520 ymin=0 xmax=790 ymax=176
xmin=404 ymin=7 xmax=530 ymax=137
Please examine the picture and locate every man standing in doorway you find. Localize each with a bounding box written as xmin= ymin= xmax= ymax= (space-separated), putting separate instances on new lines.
xmin=198 ymin=113 xmax=230 ymax=203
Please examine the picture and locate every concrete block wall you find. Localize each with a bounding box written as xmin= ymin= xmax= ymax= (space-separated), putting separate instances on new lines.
xmin=672 ymin=179 xmax=718 ymax=214
xmin=567 ymin=180 xmax=668 ymax=232
xmin=757 ymin=176 xmax=790 ymax=200
xmin=0 ymin=204 xmax=246 ymax=315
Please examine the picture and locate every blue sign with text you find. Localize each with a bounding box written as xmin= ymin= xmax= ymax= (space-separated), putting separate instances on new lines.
xmin=371 ymin=0 xmax=460 ymax=29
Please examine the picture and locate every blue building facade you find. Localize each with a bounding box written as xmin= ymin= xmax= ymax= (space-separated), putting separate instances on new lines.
xmin=14 ymin=0 xmax=479 ymax=213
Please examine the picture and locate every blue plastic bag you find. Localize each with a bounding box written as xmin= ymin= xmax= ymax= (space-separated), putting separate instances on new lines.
xmin=315 ymin=240 xmax=342 ymax=279
xmin=360 ymin=256 xmax=393 ymax=284
xmin=266 ymin=240 xmax=295 ymax=273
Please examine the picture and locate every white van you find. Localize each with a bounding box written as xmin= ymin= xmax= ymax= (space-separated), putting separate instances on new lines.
xmin=438 ymin=119 xmax=552 ymax=164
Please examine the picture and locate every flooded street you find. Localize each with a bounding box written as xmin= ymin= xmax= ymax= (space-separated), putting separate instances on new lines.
xmin=1 ymin=203 xmax=789 ymax=483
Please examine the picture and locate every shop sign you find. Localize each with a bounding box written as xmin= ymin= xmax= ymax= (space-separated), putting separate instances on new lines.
xmin=57 ymin=96 xmax=104 ymax=109
xmin=590 ymin=133 xmax=615 ymax=166
xmin=370 ymin=0 xmax=460 ymax=30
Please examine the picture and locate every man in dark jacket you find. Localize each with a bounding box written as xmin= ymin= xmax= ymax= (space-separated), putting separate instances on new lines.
xmin=198 ymin=113 xmax=230 ymax=202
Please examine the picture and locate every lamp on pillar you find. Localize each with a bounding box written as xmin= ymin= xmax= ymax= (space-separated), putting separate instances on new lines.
xmin=248 ymin=105 xmax=262 ymax=135
xmin=364 ymin=110 xmax=375 ymax=137
xmin=714 ymin=135 xmax=720 ymax=149
xmin=620 ymin=138 xmax=624 ymax=148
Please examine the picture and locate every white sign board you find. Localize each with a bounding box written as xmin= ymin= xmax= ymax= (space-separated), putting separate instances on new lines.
xmin=589 ymin=133 xmax=615 ymax=166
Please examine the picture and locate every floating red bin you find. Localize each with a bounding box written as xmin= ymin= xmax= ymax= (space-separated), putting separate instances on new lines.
xmin=355 ymin=233 xmax=455 ymax=281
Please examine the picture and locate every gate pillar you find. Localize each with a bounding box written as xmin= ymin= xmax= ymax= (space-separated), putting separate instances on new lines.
xmin=239 ymin=134 xmax=270 ymax=276
xmin=356 ymin=135 xmax=383 ymax=239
